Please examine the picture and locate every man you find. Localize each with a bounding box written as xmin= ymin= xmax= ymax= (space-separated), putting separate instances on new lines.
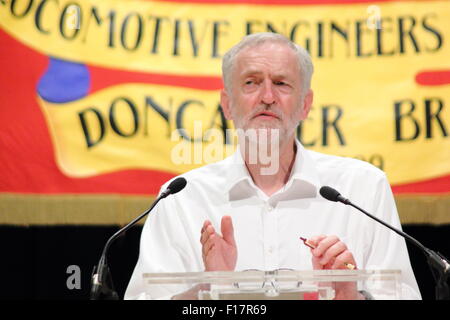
xmin=125 ymin=33 xmax=421 ymax=300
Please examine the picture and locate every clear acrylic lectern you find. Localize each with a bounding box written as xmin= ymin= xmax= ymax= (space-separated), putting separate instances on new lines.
xmin=142 ymin=269 xmax=401 ymax=300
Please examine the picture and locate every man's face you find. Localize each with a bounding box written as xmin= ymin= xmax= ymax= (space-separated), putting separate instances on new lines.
xmin=221 ymin=41 xmax=313 ymax=141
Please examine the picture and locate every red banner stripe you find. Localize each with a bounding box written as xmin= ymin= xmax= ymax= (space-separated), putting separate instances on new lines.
xmin=89 ymin=65 xmax=223 ymax=94
xmin=392 ymin=174 xmax=450 ymax=194
xmin=415 ymin=70 xmax=450 ymax=86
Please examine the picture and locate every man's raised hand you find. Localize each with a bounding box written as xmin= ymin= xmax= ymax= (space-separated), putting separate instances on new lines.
xmin=200 ymin=216 xmax=237 ymax=271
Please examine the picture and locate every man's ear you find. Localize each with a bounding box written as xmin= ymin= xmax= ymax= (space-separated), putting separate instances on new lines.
xmin=299 ymin=89 xmax=313 ymax=121
xmin=220 ymin=89 xmax=233 ymax=120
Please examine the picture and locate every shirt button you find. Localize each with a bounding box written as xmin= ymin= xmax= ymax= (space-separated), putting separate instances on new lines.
xmin=268 ymin=247 xmax=273 ymax=254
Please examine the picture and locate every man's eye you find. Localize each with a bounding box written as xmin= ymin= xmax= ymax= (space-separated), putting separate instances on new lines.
xmin=245 ymin=80 xmax=254 ymax=85
xmin=275 ymin=81 xmax=286 ymax=86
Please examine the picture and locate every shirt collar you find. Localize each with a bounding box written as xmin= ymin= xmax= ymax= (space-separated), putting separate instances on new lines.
xmin=224 ymin=147 xmax=253 ymax=193
xmin=225 ymin=140 xmax=321 ymax=201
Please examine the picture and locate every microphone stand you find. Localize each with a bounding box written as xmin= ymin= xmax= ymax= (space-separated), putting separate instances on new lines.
xmin=90 ymin=194 xmax=168 ymax=300
xmin=348 ymin=201 xmax=450 ymax=300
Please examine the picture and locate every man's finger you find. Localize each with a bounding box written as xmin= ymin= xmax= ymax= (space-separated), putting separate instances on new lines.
xmin=202 ymin=220 xmax=211 ymax=232
xmin=200 ymin=224 xmax=215 ymax=245
xmin=312 ymin=235 xmax=340 ymax=257
xmin=319 ymin=241 xmax=347 ymax=266
xmin=307 ymin=235 xmax=327 ymax=249
xmin=202 ymin=234 xmax=216 ymax=258
xmin=311 ymin=255 xmax=323 ymax=270
xmin=331 ymin=250 xmax=356 ymax=270
xmin=200 ymin=221 xmax=210 ymax=241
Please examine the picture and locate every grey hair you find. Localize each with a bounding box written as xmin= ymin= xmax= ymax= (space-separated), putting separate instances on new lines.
xmin=222 ymin=32 xmax=314 ymax=95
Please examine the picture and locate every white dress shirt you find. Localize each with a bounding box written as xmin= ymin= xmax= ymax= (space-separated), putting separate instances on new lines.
xmin=125 ymin=141 xmax=421 ymax=300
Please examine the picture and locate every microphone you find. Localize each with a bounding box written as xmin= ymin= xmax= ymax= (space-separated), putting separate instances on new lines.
xmin=160 ymin=176 xmax=187 ymax=198
xmin=319 ymin=186 xmax=351 ymax=205
xmin=90 ymin=177 xmax=187 ymax=300
xmin=319 ymin=185 xmax=450 ymax=300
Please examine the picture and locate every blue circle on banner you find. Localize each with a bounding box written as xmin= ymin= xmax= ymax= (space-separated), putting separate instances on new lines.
xmin=38 ymin=57 xmax=90 ymax=103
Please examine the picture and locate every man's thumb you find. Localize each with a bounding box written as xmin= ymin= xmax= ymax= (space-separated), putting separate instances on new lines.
xmin=221 ymin=215 xmax=235 ymax=245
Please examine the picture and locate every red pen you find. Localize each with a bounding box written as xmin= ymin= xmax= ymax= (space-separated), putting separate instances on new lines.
xmin=299 ymin=237 xmax=316 ymax=249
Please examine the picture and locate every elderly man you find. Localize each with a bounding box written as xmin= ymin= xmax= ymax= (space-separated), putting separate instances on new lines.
xmin=125 ymin=33 xmax=421 ymax=300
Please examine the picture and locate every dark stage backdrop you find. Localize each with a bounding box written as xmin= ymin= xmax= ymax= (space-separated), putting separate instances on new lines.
xmin=1 ymin=224 xmax=449 ymax=300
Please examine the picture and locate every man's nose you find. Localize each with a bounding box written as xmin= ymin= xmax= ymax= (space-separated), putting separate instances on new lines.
xmin=261 ymin=80 xmax=275 ymax=105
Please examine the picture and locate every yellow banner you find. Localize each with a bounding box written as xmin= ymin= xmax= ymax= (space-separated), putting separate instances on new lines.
xmin=0 ymin=0 xmax=448 ymax=75
xmin=1 ymin=0 xmax=449 ymax=185
xmin=38 ymin=82 xmax=449 ymax=184
xmin=38 ymin=84 xmax=236 ymax=177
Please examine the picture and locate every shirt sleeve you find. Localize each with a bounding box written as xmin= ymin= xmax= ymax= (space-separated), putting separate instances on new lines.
xmin=362 ymin=173 xmax=422 ymax=300
xmin=124 ymin=189 xmax=203 ymax=300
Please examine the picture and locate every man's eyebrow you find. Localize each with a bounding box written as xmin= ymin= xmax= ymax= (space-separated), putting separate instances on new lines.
xmin=240 ymin=70 xmax=290 ymax=79
xmin=272 ymin=74 xmax=290 ymax=80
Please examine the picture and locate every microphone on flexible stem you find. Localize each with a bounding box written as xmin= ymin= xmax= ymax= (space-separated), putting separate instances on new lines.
xmin=319 ymin=186 xmax=450 ymax=300
xmin=90 ymin=177 xmax=187 ymax=300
